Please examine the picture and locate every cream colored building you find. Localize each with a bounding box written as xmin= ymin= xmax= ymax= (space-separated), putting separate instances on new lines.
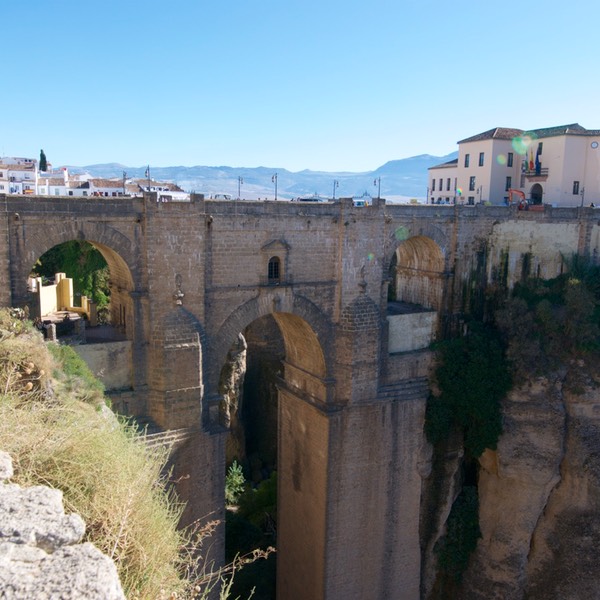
xmin=429 ymin=123 xmax=600 ymax=207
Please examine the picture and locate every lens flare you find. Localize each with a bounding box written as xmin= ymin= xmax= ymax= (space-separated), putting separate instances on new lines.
xmin=512 ymin=132 xmax=537 ymax=155
xmin=456 ymin=187 xmax=463 ymax=196
xmin=496 ymin=154 xmax=507 ymax=165
xmin=394 ymin=226 xmax=409 ymax=241
xmin=367 ymin=253 xmax=374 ymax=262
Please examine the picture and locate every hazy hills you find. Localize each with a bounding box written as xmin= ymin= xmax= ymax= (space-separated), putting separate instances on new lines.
xmin=70 ymin=152 xmax=457 ymax=201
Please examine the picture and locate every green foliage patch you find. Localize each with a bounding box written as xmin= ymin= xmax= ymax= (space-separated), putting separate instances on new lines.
xmin=425 ymin=321 xmax=511 ymax=458
xmin=33 ymin=241 xmax=110 ymax=308
xmin=434 ymin=486 xmax=481 ymax=583
xmin=495 ymin=263 xmax=600 ymax=381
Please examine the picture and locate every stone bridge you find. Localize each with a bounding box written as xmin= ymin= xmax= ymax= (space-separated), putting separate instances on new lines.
xmin=1 ymin=194 xmax=599 ymax=599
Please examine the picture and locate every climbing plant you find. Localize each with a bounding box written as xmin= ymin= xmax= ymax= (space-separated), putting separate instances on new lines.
xmin=425 ymin=321 xmax=511 ymax=458
xmin=434 ymin=486 xmax=481 ymax=583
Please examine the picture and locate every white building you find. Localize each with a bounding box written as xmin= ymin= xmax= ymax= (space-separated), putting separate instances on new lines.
xmin=428 ymin=123 xmax=600 ymax=207
xmin=38 ymin=167 xmax=69 ymax=196
xmin=0 ymin=157 xmax=38 ymax=195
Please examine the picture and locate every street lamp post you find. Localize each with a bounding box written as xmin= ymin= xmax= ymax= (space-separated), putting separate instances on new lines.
xmin=238 ymin=176 xmax=243 ymax=200
xmin=272 ymin=173 xmax=278 ymax=201
xmin=333 ymin=180 xmax=339 ymax=200
xmin=374 ymin=177 xmax=381 ymax=200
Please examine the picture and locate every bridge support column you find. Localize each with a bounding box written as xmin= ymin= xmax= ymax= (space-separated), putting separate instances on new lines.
xmin=277 ymin=384 xmax=426 ymax=600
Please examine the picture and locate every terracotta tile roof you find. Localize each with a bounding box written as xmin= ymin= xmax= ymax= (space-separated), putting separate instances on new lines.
xmin=4 ymin=164 xmax=37 ymax=171
xmin=528 ymin=123 xmax=588 ymax=138
xmin=458 ymin=127 xmax=524 ymax=144
xmin=89 ymin=178 xmax=125 ymax=188
xmin=459 ymin=123 xmax=599 ymax=144
xmin=40 ymin=178 xmax=65 ymax=186
xmin=428 ymin=158 xmax=458 ymax=171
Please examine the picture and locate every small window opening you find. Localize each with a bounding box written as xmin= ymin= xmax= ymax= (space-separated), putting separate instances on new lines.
xmin=268 ymin=256 xmax=281 ymax=284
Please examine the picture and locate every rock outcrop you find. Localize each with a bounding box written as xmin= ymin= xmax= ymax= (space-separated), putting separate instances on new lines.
xmin=0 ymin=451 xmax=125 ymax=600
xmin=459 ymin=369 xmax=600 ymax=599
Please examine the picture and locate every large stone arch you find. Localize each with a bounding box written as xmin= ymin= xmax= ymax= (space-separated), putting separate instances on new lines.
xmin=208 ymin=289 xmax=334 ymax=600
xmin=206 ymin=290 xmax=333 ymax=404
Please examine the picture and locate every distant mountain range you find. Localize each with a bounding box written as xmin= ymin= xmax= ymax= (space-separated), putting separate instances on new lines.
xmin=68 ymin=152 xmax=457 ymax=201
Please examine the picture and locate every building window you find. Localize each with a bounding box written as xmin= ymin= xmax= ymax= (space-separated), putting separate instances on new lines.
xmin=469 ymin=176 xmax=476 ymax=191
xmin=464 ymin=154 xmax=470 ymax=168
xmin=537 ymin=143 xmax=543 ymax=156
xmin=82 ymin=191 xmax=88 ymax=196
xmin=573 ymin=181 xmax=580 ymax=195
xmin=268 ymin=256 xmax=281 ymax=284
xmin=505 ymin=176 xmax=512 ymax=191
xmin=507 ymin=152 xmax=514 ymax=167
xmin=439 ymin=178 xmax=443 ymax=191
xmin=467 ymin=196 xmax=475 ymax=205
xmin=479 ymin=152 xmax=485 ymax=167
xmin=446 ymin=178 xmax=451 ymax=191
xmin=432 ymin=179 xmax=435 ymax=191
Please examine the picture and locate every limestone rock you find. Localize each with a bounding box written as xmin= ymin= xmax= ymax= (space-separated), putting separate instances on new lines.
xmin=0 ymin=541 xmax=125 ymax=600
xmin=0 ymin=451 xmax=13 ymax=480
xmin=0 ymin=483 xmax=86 ymax=552
xmin=458 ymin=374 xmax=600 ymax=599
xmin=0 ymin=453 xmax=125 ymax=599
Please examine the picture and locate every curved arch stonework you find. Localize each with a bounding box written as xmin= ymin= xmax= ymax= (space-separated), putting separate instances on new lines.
xmin=385 ymin=221 xmax=450 ymax=271
xmin=205 ymin=289 xmax=333 ymax=406
xmin=10 ymin=220 xmax=140 ymax=306
xmin=389 ymin=235 xmax=446 ymax=310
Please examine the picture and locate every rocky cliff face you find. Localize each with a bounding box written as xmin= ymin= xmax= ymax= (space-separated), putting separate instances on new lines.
xmin=0 ymin=451 xmax=125 ymax=600
xmin=459 ymin=367 xmax=600 ymax=599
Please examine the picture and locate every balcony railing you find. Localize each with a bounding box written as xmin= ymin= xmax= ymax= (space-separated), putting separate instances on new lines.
xmin=522 ymin=167 xmax=548 ymax=177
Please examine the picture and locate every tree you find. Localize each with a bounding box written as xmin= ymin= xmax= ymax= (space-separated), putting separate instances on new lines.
xmin=39 ymin=149 xmax=48 ymax=171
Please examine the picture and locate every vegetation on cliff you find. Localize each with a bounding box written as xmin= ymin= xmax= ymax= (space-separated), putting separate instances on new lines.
xmin=0 ymin=308 xmax=217 ymax=599
xmin=425 ymin=321 xmax=511 ymax=459
xmin=425 ymin=256 xmax=600 ymax=593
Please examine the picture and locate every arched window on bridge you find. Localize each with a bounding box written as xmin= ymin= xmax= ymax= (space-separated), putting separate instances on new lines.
xmin=268 ymin=256 xmax=281 ymax=284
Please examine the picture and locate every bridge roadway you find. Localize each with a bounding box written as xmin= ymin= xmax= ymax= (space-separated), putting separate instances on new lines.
xmin=1 ymin=193 xmax=599 ymax=599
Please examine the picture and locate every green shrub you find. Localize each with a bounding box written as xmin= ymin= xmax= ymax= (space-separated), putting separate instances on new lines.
xmin=426 ymin=322 xmax=511 ymax=458
xmin=225 ymin=460 xmax=246 ymax=506
xmin=435 ymin=486 xmax=481 ymax=582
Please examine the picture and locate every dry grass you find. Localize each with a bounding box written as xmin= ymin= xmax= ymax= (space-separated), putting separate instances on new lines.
xmin=0 ymin=308 xmax=269 ymax=599
xmin=0 ymin=308 xmax=185 ymax=598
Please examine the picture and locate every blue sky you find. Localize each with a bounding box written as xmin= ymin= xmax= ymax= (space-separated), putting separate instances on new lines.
xmin=3 ymin=0 xmax=600 ymax=172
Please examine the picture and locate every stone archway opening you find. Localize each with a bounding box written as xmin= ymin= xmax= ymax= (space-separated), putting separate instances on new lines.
xmin=27 ymin=239 xmax=136 ymax=400
xmin=218 ymin=309 xmax=327 ymax=600
xmin=530 ymin=183 xmax=544 ymax=204
xmin=387 ymin=235 xmax=444 ymax=352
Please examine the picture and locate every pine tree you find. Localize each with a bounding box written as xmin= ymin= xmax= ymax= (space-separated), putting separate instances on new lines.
xmin=39 ymin=149 xmax=48 ymax=171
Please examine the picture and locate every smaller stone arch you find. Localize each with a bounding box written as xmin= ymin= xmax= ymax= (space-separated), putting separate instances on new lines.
xmin=530 ymin=183 xmax=544 ymax=204
xmin=390 ymin=235 xmax=446 ymax=310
